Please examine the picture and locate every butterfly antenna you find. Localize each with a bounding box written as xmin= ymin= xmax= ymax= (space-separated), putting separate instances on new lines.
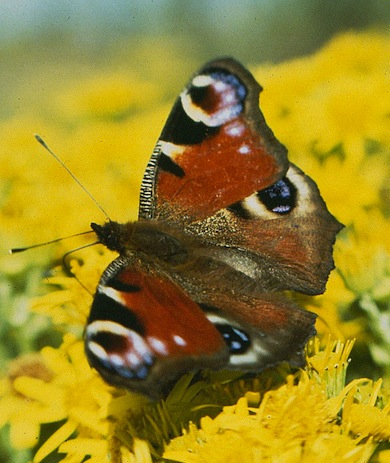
xmin=62 ymin=241 xmax=100 ymax=295
xmin=9 ymin=230 xmax=95 ymax=254
xmin=34 ymin=134 xmax=111 ymax=221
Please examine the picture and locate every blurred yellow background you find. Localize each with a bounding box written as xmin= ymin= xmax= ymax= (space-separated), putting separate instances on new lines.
xmin=1 ymin=0 xmax=389 ymax=117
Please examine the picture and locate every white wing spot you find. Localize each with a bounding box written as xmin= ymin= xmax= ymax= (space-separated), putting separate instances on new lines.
xmin=238 ymin=144 xmax=250 ymax=154
xmin=126 ymin=351 xmax=143 ymax=367
xmin=88 ymin=341 xmax=109 ymax=361
xmin=242 ymin=194 xmax=270 ymax=217
xmin=214 ymin=80 xmax=227 ymax=92
xmin=147 ymin=336 xmax=168 ymax=355
xmin=85 ymin=321 xmax=152 ymax=368
xmin=286 ymin=165 xmax=315 ymax=213
xmin=225 ymin=121 xmax=245 ymax=137
xmin=192 ymin=74 xmax=214 ymax=87
xmin=110 ymin=353 xmax=125 ymax=368
xmin=99 ymin=286 xmax=125 ymax=305
xmin=229 ymin=338 xmax=269 ymax=366
xmin=173 ymin=335 xmax=187 ymax=347
xmin=160 ymin=141 xmax=185 ymax=158
xmin=86 ymin=320 xmax=132 ymax=337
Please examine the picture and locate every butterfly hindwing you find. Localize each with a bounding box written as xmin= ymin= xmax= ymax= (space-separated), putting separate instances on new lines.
xmin=199 ymin=293 xmax=317 ymax=371
xmin=185 ymin=164 xmax=343 ymax=296
xmin=85 ymin=256 xmax=229 ymax=397
xmin=85 ymin=256 xmax=315 ymax=398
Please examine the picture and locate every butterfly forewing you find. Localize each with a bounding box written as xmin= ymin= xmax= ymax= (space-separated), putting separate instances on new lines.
xmin=139 ymin=58 xmax=289 ymax=222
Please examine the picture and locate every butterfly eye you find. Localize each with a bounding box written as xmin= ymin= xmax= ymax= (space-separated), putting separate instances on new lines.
xmin=215 ymin=324 xmax=251 ymax=354
xmin=257 ymin=177 xmax=297 ymax=214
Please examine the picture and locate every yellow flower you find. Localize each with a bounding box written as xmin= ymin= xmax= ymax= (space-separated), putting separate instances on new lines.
xmin=255 ymin=32 xmax=389 ymax=152
xmin=164 ymin=340 xmax=389 ymax=463
xmin=30 ymin=247 xmax=116 ymax=327
xmin=0 ymin=353 xmax=55 ymax=449
xmin=301 ymin=270 xmax=357 ymax=341
xmin=336 ymin=210 xmax=390 ymax=298
xmin=57 ymin=73 xmax=161 ymax=120
xmin=57 ymin=437 xmax=152 ymax=463
xmin=0 ymin=79 xmax=166 ymax=274
xmin=344 ymin=382 xmax=390 ymax=441
xmin=0 ymin=334 xmax=150 ymax=462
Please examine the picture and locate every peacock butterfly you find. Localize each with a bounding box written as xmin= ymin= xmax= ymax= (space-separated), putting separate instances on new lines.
xmin=85 ymin=58 xmax=343 ymax=398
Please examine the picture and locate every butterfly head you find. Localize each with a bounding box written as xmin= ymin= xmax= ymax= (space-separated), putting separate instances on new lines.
xmin=91 ymin=221 xmax=128 ymax=253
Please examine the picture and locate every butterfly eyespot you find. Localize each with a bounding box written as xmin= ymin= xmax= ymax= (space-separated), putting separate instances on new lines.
xmin=257 ymin=177 xmax=297 ymax=215
xmin=186 ymin=70 xmax=246 ymax=126
xmin=208 ymin=70 xmax=247 ymax=101
xmin=85 ymin=321 xmax=155 ymax=381
xmin=215 ymin=324 xmax=251 ymax=354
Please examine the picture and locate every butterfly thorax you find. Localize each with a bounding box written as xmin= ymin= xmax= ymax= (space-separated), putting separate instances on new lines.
xmin=91 ymin=220 xmax=189 ymax=265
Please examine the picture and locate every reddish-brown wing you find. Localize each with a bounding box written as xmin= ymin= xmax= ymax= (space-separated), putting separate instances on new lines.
xmin=185 ymin=164 xmax=343 ymax=296
xmin=139 ymin=58 xmax=288 ymax=223
xmin=85 ymin=257 xmax=229 ymax=398
xmin=84 ymin=254 xmax=316 ymax=398
xmin=138 ymin=58 xmax=342 ymax=296
xmin=198 ymin=292 xmax=317 ymax=371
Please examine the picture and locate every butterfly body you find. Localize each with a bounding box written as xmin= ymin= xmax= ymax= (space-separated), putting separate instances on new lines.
xmin=85 ymin=58 xmax=343 ymax=398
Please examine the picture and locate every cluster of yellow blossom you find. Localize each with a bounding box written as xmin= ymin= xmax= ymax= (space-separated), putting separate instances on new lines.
xmin=164 ymin=341 xmax=389 ymax=462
